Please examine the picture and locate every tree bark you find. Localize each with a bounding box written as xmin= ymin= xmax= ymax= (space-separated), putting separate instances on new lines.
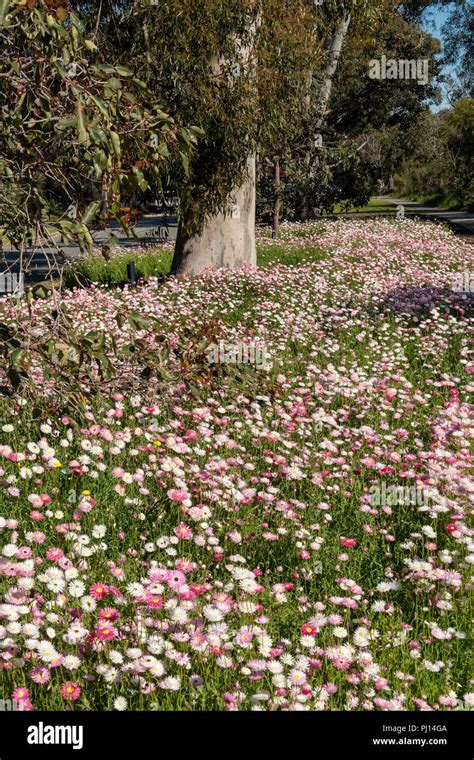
xmin=170 ymin=13 xmax=261 ymax=276
xmin=272 ymin=156 xmax=281 ymax=239
xmin=316 ymin=14 xmax=351 ymax=127
xmin=300 ymin=13 xmax=351 ymax=220
xmin=171 ymin=155 xmax=256 ymax=276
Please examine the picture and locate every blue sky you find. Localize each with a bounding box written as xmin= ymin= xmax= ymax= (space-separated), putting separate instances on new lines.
xmin=419 ymin=3 xmax=458 ymax=109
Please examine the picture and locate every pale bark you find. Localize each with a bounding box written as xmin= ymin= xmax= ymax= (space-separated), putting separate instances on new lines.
xmin=171 ymin=155 xmax=256 ymax=276
xmin=272 ymin=156 xmax=281 ymax=239
xmin=171 ymin=17 xmax=260 ymax=276
xmin=316 ymin=14 xmax=351 ymax=128
xmin=299 ymin=13 xmax=351 ymax=220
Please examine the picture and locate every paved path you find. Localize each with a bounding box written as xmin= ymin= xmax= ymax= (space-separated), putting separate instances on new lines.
xmin=382 ymin=197 xmax=474 ymax=235
xmin=0 ymin=215 xmax=178 ymax=287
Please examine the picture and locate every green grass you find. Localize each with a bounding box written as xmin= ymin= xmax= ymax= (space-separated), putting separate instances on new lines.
xmin=257 ymin=242 xmax=327 ymax=268
xmin=62 ymin=248 xmax=173 ymax=288
xmin=328 ymin=198 xmax=396 ymax=215
xmin=62 ymin=241 xmax=329 ymax=288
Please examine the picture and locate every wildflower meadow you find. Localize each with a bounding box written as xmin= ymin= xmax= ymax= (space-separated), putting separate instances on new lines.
xmin=0 ymin=219 xmax=472 ymax=713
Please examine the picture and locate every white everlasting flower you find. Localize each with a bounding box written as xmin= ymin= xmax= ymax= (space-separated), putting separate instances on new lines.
xmin=80 ymin=596 xmax=97 ymax=613
xmin=104 ymin=668 xmax=119 ymax=684
xmin=376 ymin=581 xmax=400 ymax=592
xmin=45 ymin=567 xmax=64 ymax=580
xmin=161 ymin=676 xmax=180 ymax=691
xmin=64 ymin=624 xmax=88 ymax=644
xmin=288 ymin=669 xmax=307 ymax=686
xmin=203 ymin=605 xmax=224 ymax=622
xmin=148 ymin=583 xmax=165 ymax=595
xmin=2 ymin=545 xmax=18 ymax=558
xmin=216 ymin=656 xmax=233 ymax=668
xmin=125 ymin=648 xmax=142 ymax=660
xmin=22 ymin=623 xmax=40 ymax=638
xmin=46 ymin=579 xmax=66 ymax=593
xmin=37 ymin=641 xmax=59 ymax=663
xmin=63 ymin=655 xmax=81 ymax=671
xmin=170 ymin=607 xmax=188 ymax=624
xmin=239 ymin=578 xmax=260 ymax=593
xmin=68 ymin=580 xmax=86 ymax=598
xmin=147 ymin=637 xmax=165 ymax=655
xmin=126 ymin=582 xmax=144 ymax=598
xmin=140 ymin=656 xmax=158 ymax=669
xmin=238 ymin=601 xmax=258 ymax=614
xmin=18 ymin=578 xmax=35 ymax=591
xmin=149 ymin=661 xmax=165 ymax=677
xmin=353 ymin=627 xmax=371 ymax=647
xmin=423 ymin=660 xmax=442 ymax=672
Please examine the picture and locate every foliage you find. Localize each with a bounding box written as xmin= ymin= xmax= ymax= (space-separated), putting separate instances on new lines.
xmin=69 ymin=0 xmax=323 ymax=235
xmin=257 ymin=1 xmax=443 ymax=219
xmin=394 ymin=98 xmax=474 ymax=210
xmin=0 ymin=1 xmax=196 ymax=253
xmin=441 ymin=0 xmax=473 ymax=97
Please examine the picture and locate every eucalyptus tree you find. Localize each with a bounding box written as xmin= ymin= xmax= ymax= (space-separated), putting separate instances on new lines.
xmin=266 ymin=0 xmax=443 ymax=219
xmin=71 ymin=0 xmax=321 ymax=272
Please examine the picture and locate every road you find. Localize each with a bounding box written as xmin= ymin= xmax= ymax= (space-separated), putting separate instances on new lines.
xmin=382 ymin=197 xmax=474 ymax=235
xmin=0 ymin=215 xmax=179 ymax=286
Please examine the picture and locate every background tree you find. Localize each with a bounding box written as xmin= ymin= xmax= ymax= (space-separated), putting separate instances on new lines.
xmin=441 ymin=0 xmax=473 ymax=98
xmin=394 ymin=98 xmax=474 ymax=209
xmin=262 ymin=0 xmax=443 ymax=219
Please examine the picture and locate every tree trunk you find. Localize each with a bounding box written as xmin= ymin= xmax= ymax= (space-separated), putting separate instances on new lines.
xmin=170 ymin=12 xmax=261 ymax=276
xmin=171 ymin=155 xmax=256 ymax=276
xmin=316 ymin=14 xmax=351 ymax=126
xmin=305 ymin=13 xmax=351 ymax=219
xmin=272 ymin=156 xmax=281 ymax=239
xmin=297 ymin=15 xmax=351 ymax=223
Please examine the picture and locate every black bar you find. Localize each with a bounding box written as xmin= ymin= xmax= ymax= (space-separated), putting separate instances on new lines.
xmin=0 ymin=709 xmax=471 ymax=758
xmin=126 ymin=260 xmax=136 ymax=285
